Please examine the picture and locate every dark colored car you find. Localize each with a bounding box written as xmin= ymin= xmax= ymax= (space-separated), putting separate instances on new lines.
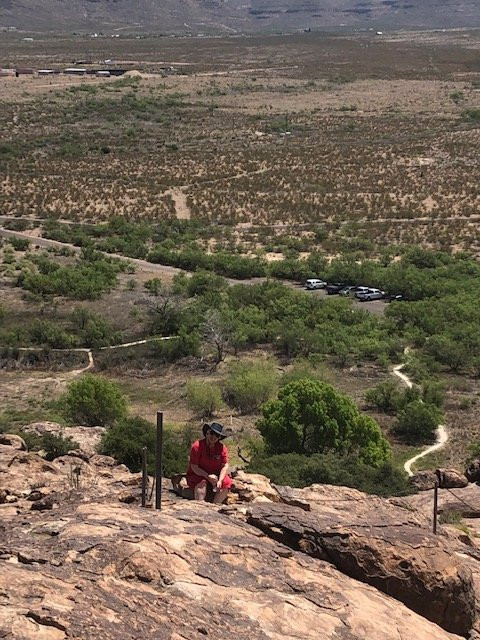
xmin=384 ymin=293 xmax=404 ymax=302
xmin=326 ymin=282 xmax=348 ymax=295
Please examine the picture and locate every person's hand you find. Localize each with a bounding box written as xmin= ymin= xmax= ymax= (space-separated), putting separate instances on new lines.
xmin=207 ymin=474 xmax=218 ymax=487
xmin=215 ymin=479 xmax=222 ymax=492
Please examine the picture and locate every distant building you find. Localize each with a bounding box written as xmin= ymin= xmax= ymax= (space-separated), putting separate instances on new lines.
xmin=64 ymin=68 xmax=87 ymax=75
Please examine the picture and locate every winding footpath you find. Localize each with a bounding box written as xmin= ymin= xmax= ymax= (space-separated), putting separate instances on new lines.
xmin=393 ymin=362 xmax=449 ymax=477
xmin=17 ymin=336 xmax=174 ymax=380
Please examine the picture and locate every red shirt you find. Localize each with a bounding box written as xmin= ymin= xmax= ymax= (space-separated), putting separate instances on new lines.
xmin=186 ymin=438 xmax=232 ymax=489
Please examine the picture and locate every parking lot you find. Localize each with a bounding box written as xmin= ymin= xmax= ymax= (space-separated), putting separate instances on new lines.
xmin=303 ymin=287 xmax=388 ymax=316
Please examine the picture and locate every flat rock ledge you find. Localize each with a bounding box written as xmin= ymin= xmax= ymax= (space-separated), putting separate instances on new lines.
xmin=246 ymin=501 xmax=475 ymax=636
xmin=0 ymin=499 xmax=465 ymax=640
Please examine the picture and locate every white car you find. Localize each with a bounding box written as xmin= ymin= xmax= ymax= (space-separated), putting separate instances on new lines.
xmin=305 ymin=279 xmax=327 ymax=290
xmin=355 ymin=288 xmax=385 ymax=301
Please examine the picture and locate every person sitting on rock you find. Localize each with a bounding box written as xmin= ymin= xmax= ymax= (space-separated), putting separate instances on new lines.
xmin=186 ymin=422 xmax=232 ymax=504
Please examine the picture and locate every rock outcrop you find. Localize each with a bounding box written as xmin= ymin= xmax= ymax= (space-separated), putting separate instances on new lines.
xmin=0 ymin=436 xmax=478 ymax=639
xmin=0 ymin=498 xmax=466 ymax=640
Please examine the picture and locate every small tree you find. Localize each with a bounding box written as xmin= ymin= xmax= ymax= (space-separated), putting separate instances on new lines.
xmin=186 ymin=379 xmax=224 ymax=418
xmin=62 ymin=374 xmax=127 ymax=427
xmin=394 ymin=401 xmax=440 ymax=445
xmin=258 ymin=378 xmax=390 ymax=467
xmin=223 ymin=360 xmax=278 ymax=414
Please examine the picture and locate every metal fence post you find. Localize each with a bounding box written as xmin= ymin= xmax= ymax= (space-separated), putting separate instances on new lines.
xmin=155 ymin=411 xmax=163 ymax=510
xmin=433 ymin=479 xmax=439 ymax=534
xmin=141 ymin=446 xmax=148 ymax=507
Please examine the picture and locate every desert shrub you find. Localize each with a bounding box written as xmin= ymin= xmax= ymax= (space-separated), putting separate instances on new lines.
xmin=99 ymin=417 xmax=193 ymax=477
xmin=462 ymin=108 xmax=480 ymax=121
xmin=185 ymin=380 xmax=224 ymax=418
xmin=280 ymin=360 xmax=325 ymax=387
xmin=17 ymin=252 xmax=124 ymax=300
xmin=248 ymin=452 xmax=412 ymax=497
xmin=223 ymin=360 xmax=278 ymax=413
xmin=151 ymin=328 xmax=200 ymax=363
xmin=258 ymin=378 xmax=391 ymax=467
xmin=28 ymin=319 xmax=79 ymax=349
xmin=71 ymin=308 xmax=121 ymax=348
xmin=39 ymin=432 xmax=79 ymax=461
xmin=364 ymin=381 xmax=420 ymax=414
xmin=393 ymin=401 xmax=441 ymax=445
xmin=8 ymin=237 xmax=30 ymax=251
xmin=62 ymin=374 xmax=127 ymax=427
xmin=364 ymin=380 xmax=402 ymax=414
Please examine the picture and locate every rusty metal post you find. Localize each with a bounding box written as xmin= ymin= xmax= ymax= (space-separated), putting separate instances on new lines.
xmin=433 ymin=479 xmax=439 ymax=534
xmin=141 ymin=446 xmax=147 ymax=507
xmin=155 ymin=411 xmax=163 ymax=510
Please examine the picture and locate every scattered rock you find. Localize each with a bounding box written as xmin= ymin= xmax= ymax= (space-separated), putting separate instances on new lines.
xmin=437 ymin=468 xmax=469 ymax=489
xmin=118 ymin=490 xmax=136 ymax=504
xmin=466 ymin=460 xmax=480 ymax=483
xmin=31 ymin=495 xmax=55 ymax=511
xmin=231 ymin=470 xmax=281 ymax=503
xmin=0 ymin=434 xmax=26 ymax=450
xmin=90 ymin=454 xmax=116 ymax=467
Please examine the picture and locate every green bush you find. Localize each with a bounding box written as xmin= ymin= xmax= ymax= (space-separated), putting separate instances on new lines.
xmin=29 ymin=319 xmax=79 ymax=349
xmin=185 ymin=380 xmax=224 ymax=418
xmin=223 ymin=359 xmax=278 ymax=413
xmin=393 ymin=400 xmax=441 ymax=445
xmin=258 ymin=378 xmax=391 ymax=467
xmin=248 ymin=452 xmax=413 ymax=497
xmin=8 ymin=237 xmax=30 ymax=251
xmin=71 ymin=308 xmax=121 ymax=348
xmin=62 ymin=374 xmax=127 ymax=427
xmin=151 ymin=328 xmax=200 ymax=363
xmin=99 ymin=417 xmax=193 ymax=477
xmin=364 ymin=380 xmax=402 ymax=414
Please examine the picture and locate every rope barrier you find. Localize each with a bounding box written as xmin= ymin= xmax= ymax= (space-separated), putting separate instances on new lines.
xmin=443 ymin=487 xmax=480 ymax=514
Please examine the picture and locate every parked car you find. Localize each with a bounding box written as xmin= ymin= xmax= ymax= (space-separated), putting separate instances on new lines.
xmin=339 ymin=285 xmax=370 ymax=297
xmin=355 ymin=288 xmax=385 ymax=301
xmin=384 ymin=293 xmax=404 ymax=302
xmin=305 ymin=278 xmax=327 ymax=290
xmin=326 ymin=282 xmax=348 ymax=295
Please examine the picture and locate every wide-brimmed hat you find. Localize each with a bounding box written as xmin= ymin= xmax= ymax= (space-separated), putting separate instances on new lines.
xmin=202 ymin=422 xmax=228 ymax=439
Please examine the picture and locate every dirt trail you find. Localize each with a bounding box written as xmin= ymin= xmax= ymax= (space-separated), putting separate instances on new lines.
xmin=166 ymin=188 xmax=191 ymax=220
xmin=392 ymin=362 xmax=449 ymax=476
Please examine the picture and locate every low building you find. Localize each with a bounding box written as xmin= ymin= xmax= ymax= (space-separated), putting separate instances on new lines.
xmin=64 ymin=67 xmax=87 ymax=75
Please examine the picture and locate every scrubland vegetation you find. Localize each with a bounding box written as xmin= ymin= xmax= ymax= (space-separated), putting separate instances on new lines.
xmin=1 ymin=30 xmax=479 ymax=493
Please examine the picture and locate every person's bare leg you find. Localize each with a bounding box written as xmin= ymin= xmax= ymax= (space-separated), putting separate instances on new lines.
xmin=194 ymin=480 xmax=208 ymax=501
xmin=213 ymin=488 xmax=229 ymax=504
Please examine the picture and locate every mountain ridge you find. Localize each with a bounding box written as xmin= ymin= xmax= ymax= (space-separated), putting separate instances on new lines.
xmin=0 ymin=0 xmax=479 ymax=34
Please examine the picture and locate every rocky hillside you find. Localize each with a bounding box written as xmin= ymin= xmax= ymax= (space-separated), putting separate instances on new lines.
xmin=2 ymin=427 xmax=480 ymax=639
xmin=0 ymin=0 xmax=478 ymax=34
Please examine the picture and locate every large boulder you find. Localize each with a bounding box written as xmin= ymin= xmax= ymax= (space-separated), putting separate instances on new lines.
xmin=0 ymin=434 xmax=26 ymax=451
xmin=466 ymin=459 xmax=480 ymax=483
xmin=246 ymin=497 xmax=475 ymax=636
xmin=0 ymin=499 xmax=465 ymax=640
xmin=411 ymin=469 xmax=438 ymax=491
xmin=436 ymin=468 xmax=469 ymax=489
